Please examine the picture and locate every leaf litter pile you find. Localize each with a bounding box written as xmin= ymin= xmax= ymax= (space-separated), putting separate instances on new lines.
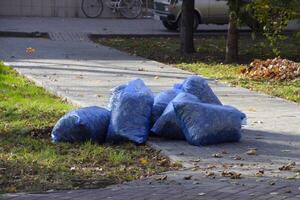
xmin=241 ymin=57 xmax=300 ymax=81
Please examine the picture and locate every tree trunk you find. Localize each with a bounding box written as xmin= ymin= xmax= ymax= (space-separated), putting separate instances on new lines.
xmin=180 ymin=0 xmax=195 ymax=55
xmin=225 ymin=11 xmax=239 ymax=63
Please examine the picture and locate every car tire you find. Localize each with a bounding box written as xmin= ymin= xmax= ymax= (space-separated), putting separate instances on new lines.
xmin=177 ymin=13 xmax=200 ymax=32
xmin=162 ymin=20 xmax=179 ymax=31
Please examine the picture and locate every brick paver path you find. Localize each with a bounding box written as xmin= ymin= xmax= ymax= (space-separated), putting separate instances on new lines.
xmin=4 ymin=171 xmax=300 ymax=200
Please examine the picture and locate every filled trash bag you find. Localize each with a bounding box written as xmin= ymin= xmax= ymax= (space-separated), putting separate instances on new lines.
xmin=51 ymin=106 xmax=110 ymax=143
xmin=151 ymin=92 xmax=200 ymax=140
xmin=182 ymin=75 xmax=222 ymax=105
xmin=107 ymin=84 xmax=127 ymax=110
xmin=107 ymin=79 xmax=154 ymax=144
xmin=173 ymin=102 xmax=246 ymax=146
xmin=151 ymin=84 xmax=182 ymax=125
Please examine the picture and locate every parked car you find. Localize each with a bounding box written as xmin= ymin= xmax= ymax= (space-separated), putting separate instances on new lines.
xmin=154 ymin=0 xmax=229 ymax=31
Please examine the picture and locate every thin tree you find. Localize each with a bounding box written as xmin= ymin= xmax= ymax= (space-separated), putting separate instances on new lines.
xmin=180 ymin=0 xmax=195 ymax=55
xmin=225 ymin=0 xmax=240 ymax=63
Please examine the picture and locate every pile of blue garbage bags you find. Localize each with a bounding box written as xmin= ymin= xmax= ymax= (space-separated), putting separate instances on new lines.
xmin=51 ymin=75 xmax=246 ymax=146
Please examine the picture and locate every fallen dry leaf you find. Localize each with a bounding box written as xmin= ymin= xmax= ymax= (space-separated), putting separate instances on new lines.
xmin=248 ymin=108 xmax=257 ymax=112
xmin=269 ymin=181 xmax=276 ymax=186
xmin=206 ymin=165 xmax=217 ymax=169
xmin=255 ymin=169 xmax=264 ymax=177
xmin=192 ymin=167 xmax=199 ymax=171
xmin=222 ymin=150 xmax=229 ymax=154
xmin=279 ymin=162 xmax=296 ymax=171
xmin=206 ymin=172 xmax=215 ymax=177
xmin=221 ymin=171 xmax=242 ymax=179
xmin=26 ymin=47 xmax=36 ymax=54
xmin=158 ymin=158 xmax=169 ymax=166
xmin=246 ymin=149 xmax=257 ymax=155
xmin=183 ymin=175 xmax=192 ymax=180
xmin=155 ymin=175 xmax=168 ymax=181
xmin=212 ymin=153 xmax=223 ymax=158
xmin=233 ymin=155 xmax=242 ymax=160
xmin=287 ymin=173 xmax=300 ymax=180
xmin=139 ymin=158 xmax=148 ymax=166
xmin=193 ymin=181 xmax=200 ymax=185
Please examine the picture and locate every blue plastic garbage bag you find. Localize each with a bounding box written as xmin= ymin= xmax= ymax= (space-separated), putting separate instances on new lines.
xmin=151 ymin=84 xmax=182 ymax=125
xmin=51 ymin=106 xmax=111 ymax=143
xmin=107 ymin=84 xmax=127 ymax=110
xmin=173 ymin=83 xmax=183 ymax=90
xmin=107 ymin=79 xmax=154 ymax=144
xmin=182 ymin=75 xmax=222 ymax=105
xmin=173 ymin=102 xmax=246 ymax=146
xmin=151 ymin=92 xmax=200 ymax=140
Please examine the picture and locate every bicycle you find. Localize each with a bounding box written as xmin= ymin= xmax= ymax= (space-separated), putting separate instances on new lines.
xmin=81 ymin=0 xmax=143 ymax=19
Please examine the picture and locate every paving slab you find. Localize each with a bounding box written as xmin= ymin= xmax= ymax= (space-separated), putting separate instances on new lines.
xmin=1 ymin=35 xmax=300 ymax=199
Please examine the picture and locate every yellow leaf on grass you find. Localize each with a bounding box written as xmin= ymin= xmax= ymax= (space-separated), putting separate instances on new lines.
xmin=139 ymin=158 xmax=148 ymax=166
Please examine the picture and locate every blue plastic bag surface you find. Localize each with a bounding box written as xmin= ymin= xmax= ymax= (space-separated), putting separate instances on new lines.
xmin=51 ymin=106 xmax=111 ymax=143
xmin=151 ymin=92 xmax=200 ymax=140
xmin=173 ymin=102 xmax=246 ymax=146
xmin=108 ymin=84 xmax=127 ymax=110
xmin=182 ymin=75 xmax=222 ymax=105
xmin=151 ymin=84 xmax=182 ymax=125
xmin=107 ymin=79 xmax=154 ymax=144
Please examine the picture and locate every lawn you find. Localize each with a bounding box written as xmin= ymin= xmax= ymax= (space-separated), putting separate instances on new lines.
xmin=98 ymin=35 xmax=300 ymax=103
xmin=0 ymin=63 xmax=177 ymax=193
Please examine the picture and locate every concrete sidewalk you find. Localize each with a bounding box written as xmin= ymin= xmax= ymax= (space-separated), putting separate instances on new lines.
xmin=1 ymin=35 xmax=300 ymax=199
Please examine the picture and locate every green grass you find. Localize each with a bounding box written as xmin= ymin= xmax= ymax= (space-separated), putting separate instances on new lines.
xmin=98 ymin=35 xmax=300 ymax=103
xmin=0 ymin=63 xmax=177 ymax=193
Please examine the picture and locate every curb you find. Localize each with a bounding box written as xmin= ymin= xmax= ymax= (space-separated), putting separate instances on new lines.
xmin=0 ymin=31 xmax=49 ymax=38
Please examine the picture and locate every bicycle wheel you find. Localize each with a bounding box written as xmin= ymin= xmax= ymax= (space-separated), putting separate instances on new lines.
xmin=81 ymin=0 xmax=103 ymax=18
xmin=118 ymin=0 xmax=142 ymax=19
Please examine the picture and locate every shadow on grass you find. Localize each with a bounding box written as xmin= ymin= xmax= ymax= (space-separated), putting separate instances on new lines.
xmin=98 ymin=34 xmax=300 ymax=65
